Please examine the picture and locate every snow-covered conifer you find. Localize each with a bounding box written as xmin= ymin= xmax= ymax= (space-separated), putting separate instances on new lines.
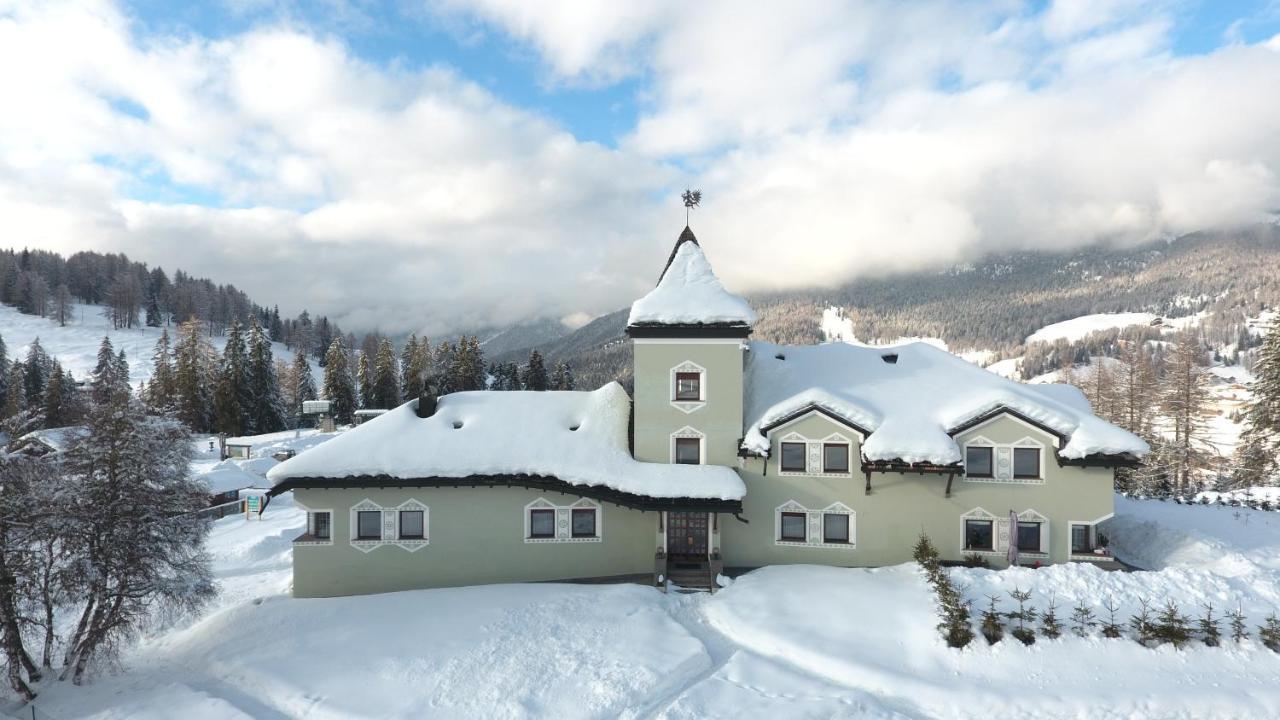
xmin=357 ymin=350 xmax=374 ymax=409
xmin=173 ymin=319 xmax=215 ymax=432
xmin=146 ymin=328 xmax=177 ymax=413
xmin=980 ymin=595 xmax=1004 ymax=644
xmin=214 ymin=320 xmax=250 ymax=435
xmin=1070 ymin=600 xmax=1096 ymax=638
xmin=292 ymin=350 xmax=317 ymax=414
xmin=523 ymin=349 xmax=549 ymax=391
xmin=1234 ymin=322 xmax=1280 ymax=487
xmin=246 ymin=316 xmax=286 ymax=433
xmin=1198 ymin=602 xmax=1221 ymax=647
xmin=372 ymin=338 xmax=401 ymax=408
xmin=323 ymin=337 xmax=357 ymax=424
xmin=1040 ymin=594 xmax=1063 ymax=639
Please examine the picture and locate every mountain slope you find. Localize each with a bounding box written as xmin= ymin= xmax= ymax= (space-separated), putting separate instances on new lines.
xmin=505 ymin=225 xmax=1280 ymax=390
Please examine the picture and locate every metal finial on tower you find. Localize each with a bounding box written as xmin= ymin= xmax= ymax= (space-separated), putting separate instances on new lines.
xmin=682 ymin=188 xmax=702 ymax=225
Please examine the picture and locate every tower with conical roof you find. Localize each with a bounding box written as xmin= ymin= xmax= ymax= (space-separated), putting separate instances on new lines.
xmin=627 ymin=226 xmax=756 ymax=471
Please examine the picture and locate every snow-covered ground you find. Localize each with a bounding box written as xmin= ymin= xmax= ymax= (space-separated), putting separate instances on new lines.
xmin=0 ymin=302 xmax=315 ymax=388
xmin=15 ymin=492 xmax=1280 ymax=719
xmin=1025 ymin=311 xmax=1206 ymax=345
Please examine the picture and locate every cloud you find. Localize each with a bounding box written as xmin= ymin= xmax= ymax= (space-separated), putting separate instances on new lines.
xmin=4 ymin=0 xmax=1280 ymax=337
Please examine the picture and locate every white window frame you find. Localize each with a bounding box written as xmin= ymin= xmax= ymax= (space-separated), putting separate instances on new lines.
xmin=960 ymin=507 xmax=1003 ymax=556
xmin=776 ymin=431 xmax=853 ymax=478
xmin=296 ymin=502 xmax=334 ymax=547
xmin=671 ymin=426 xmax=706 ymax=465
xmin=349 ymin=498 xmax=429 ymax=553
xmin=524 ymin=497 xmax=603 ymax=544
xmin=962 ymin=435 xmax=1046 ymax=484
xmin=1015 ymin=509 xmax=1050 ymax=557
xmin=774 ymin=500 xmax=856 ymax=549
xmin=669 ymin=361 xmax=707 ymax=414
xmin=1067 ymin=512 xmax=1114 ymax=561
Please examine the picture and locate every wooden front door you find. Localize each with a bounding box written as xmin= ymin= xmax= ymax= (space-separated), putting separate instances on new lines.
xmin=667 ymin=512 xmax=708 ymax=558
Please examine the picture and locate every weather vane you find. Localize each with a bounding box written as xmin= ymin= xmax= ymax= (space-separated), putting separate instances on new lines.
xmin=682 ymin=188 xmax=702 ymax=225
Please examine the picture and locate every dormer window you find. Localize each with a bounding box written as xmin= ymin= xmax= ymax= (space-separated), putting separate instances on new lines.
xmin=675 ymin=372 xmax=701 ymax=401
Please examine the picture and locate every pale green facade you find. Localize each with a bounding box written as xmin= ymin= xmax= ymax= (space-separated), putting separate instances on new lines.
xmin=291 ymin=486 xmax=659 ymax=598
xmin=631 ymin=339 xmax=745 ymax=466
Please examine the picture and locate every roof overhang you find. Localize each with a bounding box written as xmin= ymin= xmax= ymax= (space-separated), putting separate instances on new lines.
xmin=861 ymin=460 xmax=962 ymax=475
xmin=1056 ymin=453 xmax=1143 ymax=468
xmin=268 ymin=473 xmax=744 ymax=513
xmin=626 ymin=323 xmax=752 ymax=339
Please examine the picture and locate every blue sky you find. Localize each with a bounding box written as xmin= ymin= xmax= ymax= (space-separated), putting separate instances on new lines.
xmin=5 ymin=1 xmax=1280 ymax=333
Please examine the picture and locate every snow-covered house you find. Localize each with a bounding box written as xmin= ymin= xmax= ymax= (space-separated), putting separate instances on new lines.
xmin=8 ymin=426 xmax=90 ymax=458
xmin=267 ymin=226 xmax=1147 ymax=597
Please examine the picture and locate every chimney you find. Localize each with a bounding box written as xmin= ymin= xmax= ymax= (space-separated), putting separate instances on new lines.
xmin=416 ymin=394 xmax=438 ymax=418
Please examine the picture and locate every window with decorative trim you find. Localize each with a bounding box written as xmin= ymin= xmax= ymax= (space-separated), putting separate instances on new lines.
xmin=669 ymin=361 xmax=707 ymax=413
xmin=780 ymin=442 xmax=806 ymax=472
xmin=823 ymin=443 xmax=849 ymax=473
xmin=349 ymin=499 xmax=429 ymax=552
xmin=779 ymin=512 xmax=806 ymax=541
xmin=960 ymin=507 xmax=1004 ymax=555
xmin=775 ymin=500 xmax=856 ymax=549
xmin=963 ymin=436 xmax=1045 ymax=484
xmin=964 ymin=519 xmax=994 ymax=551
xmin=671 ymin=426 xmax=705 ymax=465
xmin=525 ymin=498 xmax=602 ymax=543
xmin=776 ymin=431 xmax=854 ymax=477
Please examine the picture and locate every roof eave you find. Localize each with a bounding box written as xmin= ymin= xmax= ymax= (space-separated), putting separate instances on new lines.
xmin=626 ymin=323 xmax=752 ymax=339
xmin=267 ymin=473 xmax=745 ymax=513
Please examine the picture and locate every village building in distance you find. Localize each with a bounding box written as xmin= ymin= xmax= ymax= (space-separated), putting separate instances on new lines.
xmin=266 ymin=226 xmax=1149 ymax=597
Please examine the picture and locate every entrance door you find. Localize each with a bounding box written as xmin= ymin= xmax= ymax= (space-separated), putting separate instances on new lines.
xmin=667 ymin=512 xmax=708 ymax=560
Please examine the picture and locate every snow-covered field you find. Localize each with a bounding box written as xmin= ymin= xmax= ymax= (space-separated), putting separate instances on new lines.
xmin=0 ymin=302 xmax=314 ymax=388
xmin=14 ymin=492 xmax=1280 ymax=719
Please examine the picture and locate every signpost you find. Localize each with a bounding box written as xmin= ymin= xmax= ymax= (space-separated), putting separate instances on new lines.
xmin=245 ymin=493 xmax=262 ymax=520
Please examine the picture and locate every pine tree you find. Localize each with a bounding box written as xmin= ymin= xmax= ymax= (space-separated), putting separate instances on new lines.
xmin=173 ymin=319 xmax=215 ymax=432
xmin=1007 ymin=588 xmax=1037 ymax=645
xmin=42 ymin=360 xmax=66 ymax=427
xmin=23 ymin=338 xmax=51 ymax=405
xmin=1153 ymin=600 xmax=1192 ymax=648
xmin=1228 ymin=605 xmax=1249 ymax=642
xmin=89 ymin=337 xmax=119 ymax=406
xmin=3 ymin=362 xmax=25 ymax=422
xmin=979 ymin=595 xmax=1004 ymax=644
xmin=449 ymin=336 xmax=486 ymax=392
xmin=1234 ymin=322 xmax=1280 ymax=488
xmin=523 ymin=349 xmax=549 ymax=391
xmin=1101 ymin=596 xmax=1123 ymax=638
xmin=246 ymin=315 xmax=286 ymax=433
xmin=146 ymin=328 xmax=177 ymax=413
xmin=1130 ymin=597 xmax=1155 ymax=646
xmin=1198 ymin=602 xmax=1221 ymax=647
xmin=357 ymin=350 xmax=374 ymax=409
xmin=214 ymin=320 xmax=250 ymax=435
xmin=292 ymin=350 xmax=317 ymax=415
xmin=1070 ymin=600 xmax=1096 ymax=638
xmin=400 ymin=335 xmax=429 ymax=400
xmin=551 ymin=361 xmax=576 ymax=391
xmin=1040 ymin=594 xmax=1063 ymax=639
xmin=372 ymin=338 xmax=401 ymax=408
xmin=323 ymin=337 xmax=357 ymax=424
xmin=1259 ymin=614 xmax=1280 ymax=652
xmin=53 ymin=284 xmax=73 ymax=326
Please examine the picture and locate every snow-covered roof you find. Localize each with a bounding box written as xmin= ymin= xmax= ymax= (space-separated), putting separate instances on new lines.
xmin=196 ymin=459 xmax=270 ymax=494
xmin=10 ymin=426 xmax=89 ymax=456
xmin=742 ymin=341 xmax=1148 ymax=465
xmin=627 ymin=228 xmax=757 ymax=328
xmin=268 ymin=383 xmax=745 ymax=501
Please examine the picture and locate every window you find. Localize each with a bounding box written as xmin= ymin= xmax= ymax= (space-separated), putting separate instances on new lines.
xmin=965 ymin=446 xmax=993 ymax=478
xmin=571 ymin=508 xmax=597 ymax=538
xmin=780 ymin=512 xmax=807 ymax=541
xmin=964 ymin=519 xmax=994 ymax=551
xmin=675 ymin=372 xmax=701 ymax=401
xmin=1071 ymin=524 xmax=1091 ymax=554
xmin=823 ymin=513 xmax=849 ymax=543
xmin=309 ymin=511 xmax=331 ymax=540
xmin=1013 ymin=447 xmax=1040 ymax=479
xmin=356 ymin=510 xmax=382 ymax=540
xmin=529 ymin=509 xmax=555 ymax=538
xmin=399 ymin=510 xmax=424 ymax=540
xmin=675 ymin=437 xmax=701 ymax=465
xmin=823 ymin=444 xmax=849 ymax=473
xmin=780 ymin=442 xmax=806 ymax=472
xmin=1016 ymin=522 xmax=1041 ymax=552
